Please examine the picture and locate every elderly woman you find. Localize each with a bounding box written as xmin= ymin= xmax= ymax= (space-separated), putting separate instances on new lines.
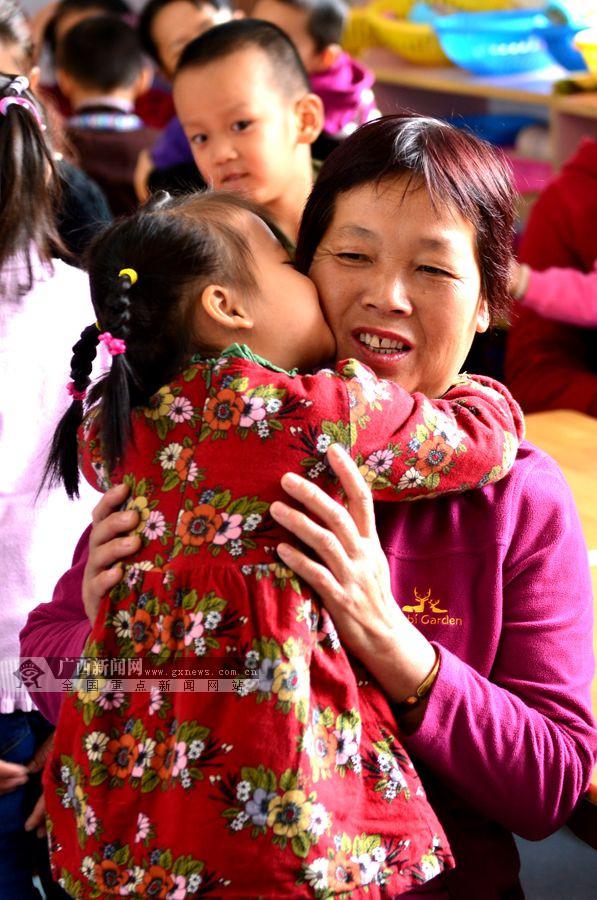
xmin=22 ymin=116 xmax=596 ymax=897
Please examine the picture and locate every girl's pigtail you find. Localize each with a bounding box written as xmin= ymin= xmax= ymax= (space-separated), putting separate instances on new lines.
xmin=99 ymin=271 xmax=135 ymax=472
xmin=42 ymin=323 xmax=99 ymax=498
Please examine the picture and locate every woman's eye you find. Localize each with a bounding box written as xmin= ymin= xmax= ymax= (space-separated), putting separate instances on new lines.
xmin=232 ymin=120 xmax=252 ymax=132
xmin=419 ymin=265 xmax=452 ymax=277
xmin=336 ymin=252 xmax=369 ymax=262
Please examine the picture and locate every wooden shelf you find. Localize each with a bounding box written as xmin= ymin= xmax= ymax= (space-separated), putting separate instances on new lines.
xmin=363 ymin=47 xmax=566 ymax=106
xmin=364 ymin=47 xmax=597 ymax=169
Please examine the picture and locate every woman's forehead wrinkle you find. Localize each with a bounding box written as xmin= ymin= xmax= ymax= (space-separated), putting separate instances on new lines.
xmin=332 ymin=224 xmax=377 ymax=241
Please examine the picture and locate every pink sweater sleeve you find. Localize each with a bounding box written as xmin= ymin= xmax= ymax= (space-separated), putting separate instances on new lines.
xmin=19 ymin=526 xmax=92 ymax=724
xmin=404 ymin=456 xmax=596 ymax=840
xmin=521 ymin=262 xmax=597 ymax=327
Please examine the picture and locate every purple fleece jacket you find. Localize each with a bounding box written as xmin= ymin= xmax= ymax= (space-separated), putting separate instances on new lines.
xmin=309 ymin=51 xmax=378 ymax=138
xmin=20 ymin=441 xmax=596 ymax=896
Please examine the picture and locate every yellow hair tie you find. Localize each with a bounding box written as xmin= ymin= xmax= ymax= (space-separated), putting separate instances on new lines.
xmin=118 ymin=267 xmax=138 ymax=285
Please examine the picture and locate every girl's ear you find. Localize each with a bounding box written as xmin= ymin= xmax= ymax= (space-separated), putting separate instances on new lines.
xmin=295 ymin=92 xmax=324 ymax=146
xmin=200 ymin=284 xmax=253 ymax=331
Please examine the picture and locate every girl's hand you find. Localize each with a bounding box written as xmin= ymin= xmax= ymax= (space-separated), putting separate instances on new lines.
xmin=270 ymin=444 xmax=436 ymax=706
xmin=83 ymin=484 xmax=141 ymax=627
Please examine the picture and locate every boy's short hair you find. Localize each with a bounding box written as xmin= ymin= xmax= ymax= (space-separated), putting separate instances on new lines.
xmin=176 ymin=19 xmax=310 ymax=97
xmin=56 ymin=15 xmax=145 ymax=91
xmin=45 ymin=0 xmax=131 ymax=55
xmin=266 ymin=0 xmax=348 ymax=51
xmin=137 ymin=0 xmax=231 ymax=66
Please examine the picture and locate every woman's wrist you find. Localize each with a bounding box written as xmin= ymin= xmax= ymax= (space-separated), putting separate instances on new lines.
xmin=393 ymin=646 xmax=440 ymax=714
xmin=367 ymin=611 xmax=438 ymax=705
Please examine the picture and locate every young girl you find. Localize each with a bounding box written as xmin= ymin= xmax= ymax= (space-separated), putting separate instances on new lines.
xmin=44 ymin=192 xmax=523 ymax=899
xmin=0 ymin=71 xmax=97 ymax=899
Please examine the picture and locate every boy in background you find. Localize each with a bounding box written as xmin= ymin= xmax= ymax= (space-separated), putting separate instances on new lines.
xmin=253 ymin=0 xmax=379 ymax=143
xmin=56 ymin=15 xmax=159 ymax=216
xmin=174 ymin=19 xmax=323 ymax=243
xmin=135 ymin=0 xmax=235 ymax=198
xmin=37 ymin=0 xmax=173 ymax=128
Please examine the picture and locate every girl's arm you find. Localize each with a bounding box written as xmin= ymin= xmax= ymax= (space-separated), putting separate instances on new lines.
xmin=512 ymin=260 xmax=597 ymax=328
xmin=331 ymin=360 xmax=524 ymax=500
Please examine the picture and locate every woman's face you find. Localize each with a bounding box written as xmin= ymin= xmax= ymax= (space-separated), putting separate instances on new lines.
xmin=309 ymin=177 xmax=489 ymax=397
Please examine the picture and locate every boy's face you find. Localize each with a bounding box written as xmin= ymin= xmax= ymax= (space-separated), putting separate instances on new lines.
xmin=252 ymin=0 xmax=321 ymax=72
xmin=152 ymin=1 xmax=232 ymax=78
xmin=174 ymin=46 xmax=307 ymax=209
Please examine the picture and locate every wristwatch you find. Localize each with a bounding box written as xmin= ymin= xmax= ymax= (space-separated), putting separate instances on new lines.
xmin=394 ymin=649 xmax=440 ymax=715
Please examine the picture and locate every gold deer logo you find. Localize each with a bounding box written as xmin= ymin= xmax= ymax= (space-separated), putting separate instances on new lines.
xmin=402 ymin=587 xmax=447 ymax=615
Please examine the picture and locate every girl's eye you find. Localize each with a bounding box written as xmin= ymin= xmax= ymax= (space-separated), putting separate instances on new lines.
xmin=191 ymin=133 xmax=207 ymax=146
xmin=232 ymin=120 xmax=252 ymax=132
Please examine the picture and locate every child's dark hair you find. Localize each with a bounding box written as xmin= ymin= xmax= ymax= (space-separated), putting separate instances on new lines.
xmin=0 ymin=0 xmax=35 ymax=70
xmin=176 ymin=19 xmax=309 ymax=96
xmin=44 ymin=0 xmax=132 ymax=56
xmin=0 ymin=73 xmax=62 ymax=296
xmin=45 ymin=191 xmax=283 ymax=498
xmin=267 ymin=0 xmax=348 ymax=51
xmin=56 ymin=15 xmax=145 ymax=92
xmin=138 ymin=0 xmax=230 ymax=67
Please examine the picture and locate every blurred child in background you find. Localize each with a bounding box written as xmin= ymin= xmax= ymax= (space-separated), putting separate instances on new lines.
xmin=509 ymin=258 xmax=597 ymax=328
xmin=135 ymin=0 xmax=235 ymax=199
xmin=0 ymin=70 xmax=98 ymax=900
xmin=505 ymin=136 xmax=597 ymax=416
xmin=39 ymin=0 xmax=174 ymax=128
xmin=56 ymin=15 xmax=159 ymax=216
xmin=253 ymin=0 xmax=379 ymax=151
xmin=0 ymin=0 xmax=112 ymax=261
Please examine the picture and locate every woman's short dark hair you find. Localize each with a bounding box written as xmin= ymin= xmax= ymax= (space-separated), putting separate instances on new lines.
xmin=296 ymin=114 xmax=516 ymax=325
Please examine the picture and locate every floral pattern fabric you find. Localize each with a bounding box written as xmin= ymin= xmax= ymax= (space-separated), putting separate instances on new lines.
xmin=45 ymin=348 xmax=523 ymax=898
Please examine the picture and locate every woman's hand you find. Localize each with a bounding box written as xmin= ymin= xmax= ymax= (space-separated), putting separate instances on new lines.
xmin=270 ymin=445 xmax=436 ymax=707
xmin=83 ymin=484 xmax=141 ymax=627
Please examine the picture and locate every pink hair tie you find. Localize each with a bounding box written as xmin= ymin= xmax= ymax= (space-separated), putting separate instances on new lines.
xmin=0 ymin=96 xmax=45 ymax=130
xmin=66 ymin=381 xmax=86 ymax=402
xmin=98 ymin=331 xmax=126 ymax=356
